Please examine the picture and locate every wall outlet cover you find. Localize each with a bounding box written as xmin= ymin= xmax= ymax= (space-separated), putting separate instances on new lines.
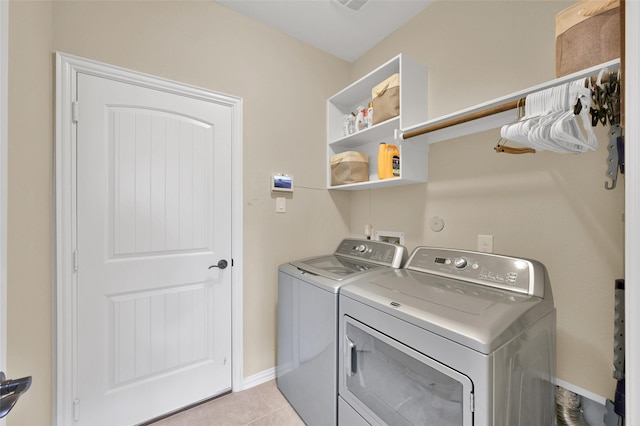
xmin=477 ymin=234 xmax=493 ymax=253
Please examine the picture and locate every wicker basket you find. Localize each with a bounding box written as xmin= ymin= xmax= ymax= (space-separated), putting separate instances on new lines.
xmin=371 ymin=73 xmax=400 ymax=125
xmin=555 ymin=0 xmax=620 ymax=77
xmin=330 ymin=151 xmax=369 ymax=186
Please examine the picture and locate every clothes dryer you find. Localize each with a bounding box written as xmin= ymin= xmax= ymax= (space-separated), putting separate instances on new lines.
xmin=338 ymin=247 xmax=556 ymax=426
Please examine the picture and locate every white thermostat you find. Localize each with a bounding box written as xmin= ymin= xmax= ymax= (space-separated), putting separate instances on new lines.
xmin=271 ymin=174 xmax=293 ymax=193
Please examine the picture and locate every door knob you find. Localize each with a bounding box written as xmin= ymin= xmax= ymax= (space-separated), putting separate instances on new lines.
xmin=208 ymin=259 xmax=228 ymax=270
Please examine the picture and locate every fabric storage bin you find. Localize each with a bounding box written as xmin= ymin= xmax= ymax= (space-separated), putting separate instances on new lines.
xmin=330 ymin=151 xmax=369 ymax=186
xmin=555 ymin=0 xmax=620 ymax=77
xmin=371 ymin=73 xmax=400 ymax=125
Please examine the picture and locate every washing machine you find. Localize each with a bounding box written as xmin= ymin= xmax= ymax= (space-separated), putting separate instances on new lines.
xmin=338 ymin=247 xmax=557 ymax=426
xmin=277 ymin=238 xmax=407 ymax=426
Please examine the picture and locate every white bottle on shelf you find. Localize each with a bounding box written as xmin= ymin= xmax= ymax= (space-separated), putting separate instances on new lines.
xmin=367 ymin=102 xmax=374 ymax=127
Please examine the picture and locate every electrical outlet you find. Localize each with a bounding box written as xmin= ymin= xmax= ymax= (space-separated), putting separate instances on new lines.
xmin=477 ymin=235 xmax=493 ymax=253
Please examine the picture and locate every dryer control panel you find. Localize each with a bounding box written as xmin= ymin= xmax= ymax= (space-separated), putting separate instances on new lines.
xmin=406 ymin=247 xmax=548 ymax=298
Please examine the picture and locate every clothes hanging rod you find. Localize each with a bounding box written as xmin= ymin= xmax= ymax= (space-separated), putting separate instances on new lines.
xmin=402 ymin=99 xmax=525 ymax=139
xmin=401 ymin=68 xmax=620 ymax=141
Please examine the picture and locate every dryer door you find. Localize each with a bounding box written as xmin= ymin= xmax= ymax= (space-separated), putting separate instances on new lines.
xmin=341 ymin=316 xmax=474 ymax=425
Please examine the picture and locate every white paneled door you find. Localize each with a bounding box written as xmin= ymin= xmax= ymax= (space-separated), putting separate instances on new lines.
xmin=73 ymin=72 xmax=232 ymax=425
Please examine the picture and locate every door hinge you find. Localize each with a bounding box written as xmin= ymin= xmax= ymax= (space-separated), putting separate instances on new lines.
xmin=72 ymin=101 xmax=79 ymax=123
xmin=73 ymin=250 xmax=79 ymax=272
xmin=73 ymin=398 xmax=80 ymax=422
xmin=470 ymin=393 xmax=475 ymax=412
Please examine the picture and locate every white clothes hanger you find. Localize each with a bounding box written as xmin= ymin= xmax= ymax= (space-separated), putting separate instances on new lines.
xmin=549 ymin=79 xmax=597 ymax=152
xmin=500 ymin=78 xmax=598 ymax=154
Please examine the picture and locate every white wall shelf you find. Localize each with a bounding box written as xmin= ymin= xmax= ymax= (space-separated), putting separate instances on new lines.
xmin=327 ymin=54 xmax=428 ymax=190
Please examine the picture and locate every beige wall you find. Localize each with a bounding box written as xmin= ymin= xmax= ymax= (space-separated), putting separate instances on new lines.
xmin=350 ymin=0 xmax=624 ymax=399
xmin=6 ymin=1 xmax=624 ymax=424
xmin=7 ymin=2 xmax=54 ymax=425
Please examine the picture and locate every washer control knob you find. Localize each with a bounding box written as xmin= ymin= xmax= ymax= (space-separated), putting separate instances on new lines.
xmin=356 ymin=244 xmax=367 ymax=253
xmin=453 ymin=257 xmax=468 ymax=269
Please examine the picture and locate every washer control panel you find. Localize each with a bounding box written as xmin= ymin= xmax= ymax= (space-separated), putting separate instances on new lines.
xmin=335 ymin=238 xmax=407 ymax=269
xmin=406 ymin=247 xmax=546 ymax=297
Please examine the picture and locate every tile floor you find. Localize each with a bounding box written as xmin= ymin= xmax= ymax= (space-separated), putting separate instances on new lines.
xmin=149 ymin=380 xmax=305 ymax=426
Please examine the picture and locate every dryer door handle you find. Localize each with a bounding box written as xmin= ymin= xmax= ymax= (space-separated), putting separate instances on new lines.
xmin=346 ymin=337 xmax=357 ymax=376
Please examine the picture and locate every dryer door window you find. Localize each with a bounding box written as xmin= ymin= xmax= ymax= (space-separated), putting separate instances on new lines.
xmin=343 ymin=317 xmax=474 ymax=425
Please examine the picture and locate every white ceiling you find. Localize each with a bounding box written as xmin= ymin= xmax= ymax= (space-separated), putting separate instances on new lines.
xmin=215 ymin=0 xmax=434 ymax=62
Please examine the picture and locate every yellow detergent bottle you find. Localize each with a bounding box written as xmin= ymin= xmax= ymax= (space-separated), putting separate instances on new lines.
xmin=377 ymin=143 xmax=400 ymax=179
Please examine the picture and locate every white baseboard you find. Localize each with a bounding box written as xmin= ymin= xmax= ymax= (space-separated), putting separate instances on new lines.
xmin=238 ymin=367 xmax=276 ymax=391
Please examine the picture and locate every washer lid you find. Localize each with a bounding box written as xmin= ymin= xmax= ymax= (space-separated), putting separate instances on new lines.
xmin=290 ymin=255 xmax=380 ymax=281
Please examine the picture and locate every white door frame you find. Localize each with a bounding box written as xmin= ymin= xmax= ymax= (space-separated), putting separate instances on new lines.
xmin=54 ymin=52 xmax=243 ymax=425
